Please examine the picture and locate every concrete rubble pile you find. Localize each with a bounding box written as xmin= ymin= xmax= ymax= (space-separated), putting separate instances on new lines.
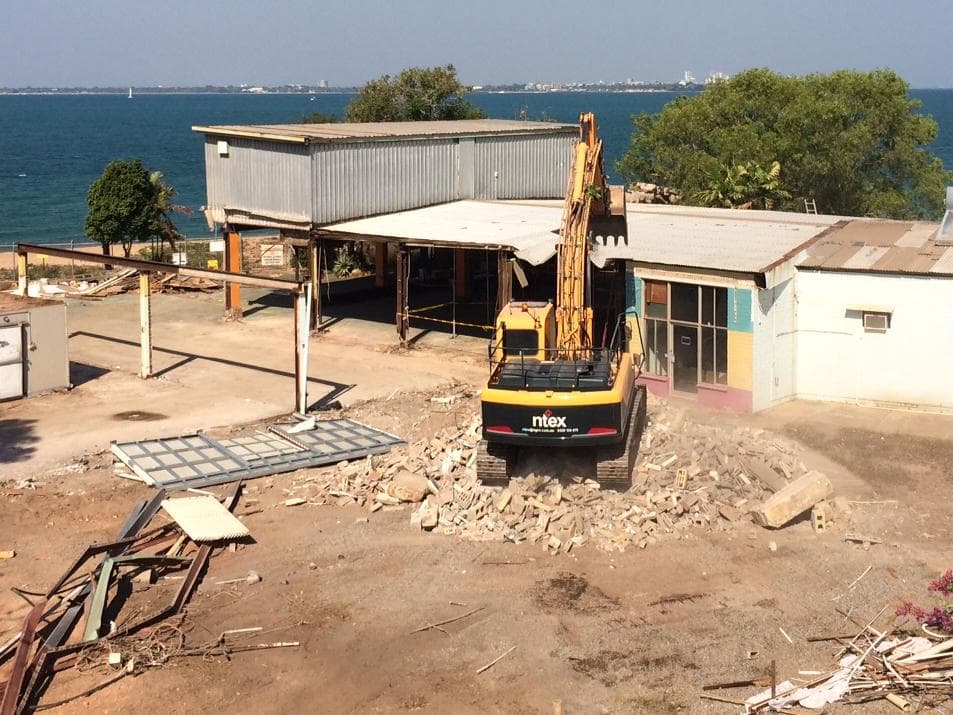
xmin=284 ymin=398 xmax=825 ymax=553
xmin=626 ymin=182 xmax=681 ymax=205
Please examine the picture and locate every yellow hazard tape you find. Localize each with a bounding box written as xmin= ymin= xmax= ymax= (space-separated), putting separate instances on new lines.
xmin=398 ymin=311 xmax=494 ymax=332
xmin=408 ymin=301 xmax=454 ymax=315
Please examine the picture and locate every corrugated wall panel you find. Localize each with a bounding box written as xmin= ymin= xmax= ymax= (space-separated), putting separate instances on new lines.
xmin=204 ymin=138 xmax=311 ymax=219
xmin=312 ymin=139 xmax=458 ymax=223
xmin=473 ymin=134 xmax=573 ymax=200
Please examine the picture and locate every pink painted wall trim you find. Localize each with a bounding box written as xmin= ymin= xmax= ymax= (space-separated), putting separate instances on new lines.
xmin=697 ymin=384 xmax=753 ymax=412
xmin=637 ymin=373 xmax=669 ymax=398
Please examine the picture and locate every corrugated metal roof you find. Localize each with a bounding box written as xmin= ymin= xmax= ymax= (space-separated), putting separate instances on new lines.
xmin=595 ymin=205 xmax=831 ymax=273
xmin=193 ymin=120 xmax=576 ymax=145
xmin=321 ymin=200 xmax=560 ymax=256
xmin=325 ymin=199 xmax=952 ymax=278
xmin=322 ymin=199 xmax=833 ymax=274
xmin=799 ymin=219 xmax=952 ymax=276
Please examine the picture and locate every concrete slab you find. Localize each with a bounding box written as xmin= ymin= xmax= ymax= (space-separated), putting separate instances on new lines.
xmin=0 ymin=289 xmax=487 ymax=480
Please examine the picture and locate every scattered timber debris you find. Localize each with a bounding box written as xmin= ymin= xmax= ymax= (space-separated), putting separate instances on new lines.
xmin=76 ymin=269 xmax=219 ymax=297
xmin=281 ymin=397 xmax=830 ymax=553
xmin=737 ymin=616 xmax=953 ymax=712
xmin=0 ymin=482 xmax=297 ymax=713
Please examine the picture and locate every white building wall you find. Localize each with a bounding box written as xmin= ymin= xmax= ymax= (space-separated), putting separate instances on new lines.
xmin=796 ymin=270 xmax=953 ymax=409
xmin=752 ymin=276 xmax=798 ymax=411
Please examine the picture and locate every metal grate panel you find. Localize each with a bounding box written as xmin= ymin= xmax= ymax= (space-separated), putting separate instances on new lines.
xmin=112 ymin=418 xmax=403 ymax=491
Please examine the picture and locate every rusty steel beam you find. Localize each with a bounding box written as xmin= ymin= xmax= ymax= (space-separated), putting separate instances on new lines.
xmin=0 ymin=600 xmax=46 ymax=715
xmin=15 ymin=243 xmax=301 ymax=293
xmin=224 ymin=231 xmax=243 ymax=317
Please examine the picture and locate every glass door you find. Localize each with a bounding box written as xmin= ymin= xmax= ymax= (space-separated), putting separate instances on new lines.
xmin=672 ymin=324 xmax=698 ymax=393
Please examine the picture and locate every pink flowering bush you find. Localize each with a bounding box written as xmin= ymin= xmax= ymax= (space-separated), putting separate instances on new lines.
xmin=897 ymin=570 xmax=953 ymax=633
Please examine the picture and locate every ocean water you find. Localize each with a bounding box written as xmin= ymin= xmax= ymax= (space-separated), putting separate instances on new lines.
xmin=1 ymin=90 xmax=951 ymax=246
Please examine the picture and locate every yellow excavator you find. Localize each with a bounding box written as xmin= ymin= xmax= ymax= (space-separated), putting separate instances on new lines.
xmin=477 ymin=113 xmax=647 ymax=487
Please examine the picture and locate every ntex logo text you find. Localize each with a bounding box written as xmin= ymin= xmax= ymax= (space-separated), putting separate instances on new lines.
xmin=531 ymin=409 xmax=566 ymax=429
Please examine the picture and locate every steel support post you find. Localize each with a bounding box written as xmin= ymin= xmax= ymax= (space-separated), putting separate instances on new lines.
xmin=496 ymin=250 xmax=513 ymax=313
xmin=15 ymin=252 xmax=27 ymax=296
xmin=309 ymin=239 xmax=320 ymax=330
xmin=294 ymin=285 xmax=312 ymax=414
xmin=396 ymin=249 xmax=409 ymax=347
xmin=454 ymin=248 xmax=470 ymax=300
xmin=139 ymin=272 xmax=153 ymax=378
xmin=224 ymin=230 xmax=242 ymax=319
xmin=375 ymin=242 xmax=387 ymax=288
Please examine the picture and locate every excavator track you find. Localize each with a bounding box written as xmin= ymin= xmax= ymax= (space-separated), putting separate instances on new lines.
xmin=476 ymin=440 xmax=514 ymax=485
xmin=595 ymin=384 xmax=647 ymax=489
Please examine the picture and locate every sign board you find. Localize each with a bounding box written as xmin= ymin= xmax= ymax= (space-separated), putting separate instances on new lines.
xmin=260 ymin=244 xmax=284 ymax=267
xmin=209 ymin=239 xmax=225 ymax=253
xmin=171 ymin=252 xmax=188 ymax=266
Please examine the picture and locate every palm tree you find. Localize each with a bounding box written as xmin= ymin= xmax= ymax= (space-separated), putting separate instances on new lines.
xmin=696 ymin=160 xmax=790 ymax=210
xmin=149 ymin=172 xmax=193 ymax=261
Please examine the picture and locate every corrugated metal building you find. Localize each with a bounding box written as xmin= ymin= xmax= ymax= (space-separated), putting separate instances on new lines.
xmin=194 ymin=119 xmax=953 ymax=414
xmin=192 ymin=120 xmax=577 ymax=230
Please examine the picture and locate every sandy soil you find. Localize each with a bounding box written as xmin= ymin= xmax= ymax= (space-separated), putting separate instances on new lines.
xmin=1 ymin=289 xmax=952 ymax=714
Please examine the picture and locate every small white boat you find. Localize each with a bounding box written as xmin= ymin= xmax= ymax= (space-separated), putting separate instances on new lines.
xmin=128 ymin=87 xmax=133 ymax=99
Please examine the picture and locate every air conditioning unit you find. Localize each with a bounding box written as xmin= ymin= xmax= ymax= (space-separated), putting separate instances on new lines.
xmin=863 ymin=311 xmax=889 ymax=332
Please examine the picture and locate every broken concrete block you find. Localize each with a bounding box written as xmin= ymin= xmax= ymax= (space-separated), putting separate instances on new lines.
xmin=752 ymin=471 xmax=833 ymax=528
xmin=718 ymin=504 xmax=744 ymax=522
xmin=387 ymin=470 xmax=429 ymax=502
xmin=811 ymin=500 xmax=834 ymax=532
xmin=740 ymin=456 xmax=788 ymax=493
xmin=283 ymin=498 xmax=306 ymax=507
xmin=419 ymin=500 xmax=439 ymax=530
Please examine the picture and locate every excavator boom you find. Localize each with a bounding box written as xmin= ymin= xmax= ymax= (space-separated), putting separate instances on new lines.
xmin=555 ymin=113 xmax=619 ymax=357
xmin=478 ymin=112 xmax=644 ymax=488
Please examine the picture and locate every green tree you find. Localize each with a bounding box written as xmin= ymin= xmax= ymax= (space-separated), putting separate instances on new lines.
xmin=345 ymin=64 xmax=485 ymax=122
xmin=85 ymin=159 xmax=161 ymax=257
xmin=617 ymin=68 xmax=951 ymax=219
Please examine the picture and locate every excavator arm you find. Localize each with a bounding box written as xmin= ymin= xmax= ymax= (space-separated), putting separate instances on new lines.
xmin=555 ymin=113 xmax=625 ymax=357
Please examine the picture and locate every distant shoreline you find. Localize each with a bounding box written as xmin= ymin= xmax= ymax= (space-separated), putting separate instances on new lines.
xmin=2 ymin=86 xmax=951 ymax=96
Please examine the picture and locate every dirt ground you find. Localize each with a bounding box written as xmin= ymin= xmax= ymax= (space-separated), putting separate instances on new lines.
xmin=1 ymin=288 xmax=952 ymax=714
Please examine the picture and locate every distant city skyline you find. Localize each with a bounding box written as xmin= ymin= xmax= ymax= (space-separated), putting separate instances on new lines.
xmin=1 ymin=0 xmax=951 ymax=88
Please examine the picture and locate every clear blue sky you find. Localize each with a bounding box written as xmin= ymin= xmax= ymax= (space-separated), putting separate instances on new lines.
xmin=2 ymin=0 xmax=951 ymax=88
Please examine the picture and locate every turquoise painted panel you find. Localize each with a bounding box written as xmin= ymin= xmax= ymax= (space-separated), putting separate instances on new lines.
xmin=728 ymin=287 xmax=753 ymax=333
xmin=626 ymin=272 xmax=641 ymax=316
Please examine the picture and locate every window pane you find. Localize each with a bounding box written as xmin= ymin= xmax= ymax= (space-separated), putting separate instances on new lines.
xmin=701 ymin=287 xmax=728 ymax=326
xmin=701 ymin=327 xmax=715 ymax=383
xmin=700 ymin=327 xmax=729 ymax=385
xmin=716 ymin=287 xmax=728 ymax=327
xmin=645 ymin=319 xmax=668 ymax=376
xmin=670 ymin=283 xmax=697 ymax=323
xmin=646 ymin=302 xmax=666 ymax=319
xmin=503 ymin=329 xmax=538 ymax=355
xmin=716 ymin=328 xmax=727 ymax=383
xmin=645 ymin=280 xmax=667 ymax=304
xmin=701 ymin=287 xmax=714 ymax=325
